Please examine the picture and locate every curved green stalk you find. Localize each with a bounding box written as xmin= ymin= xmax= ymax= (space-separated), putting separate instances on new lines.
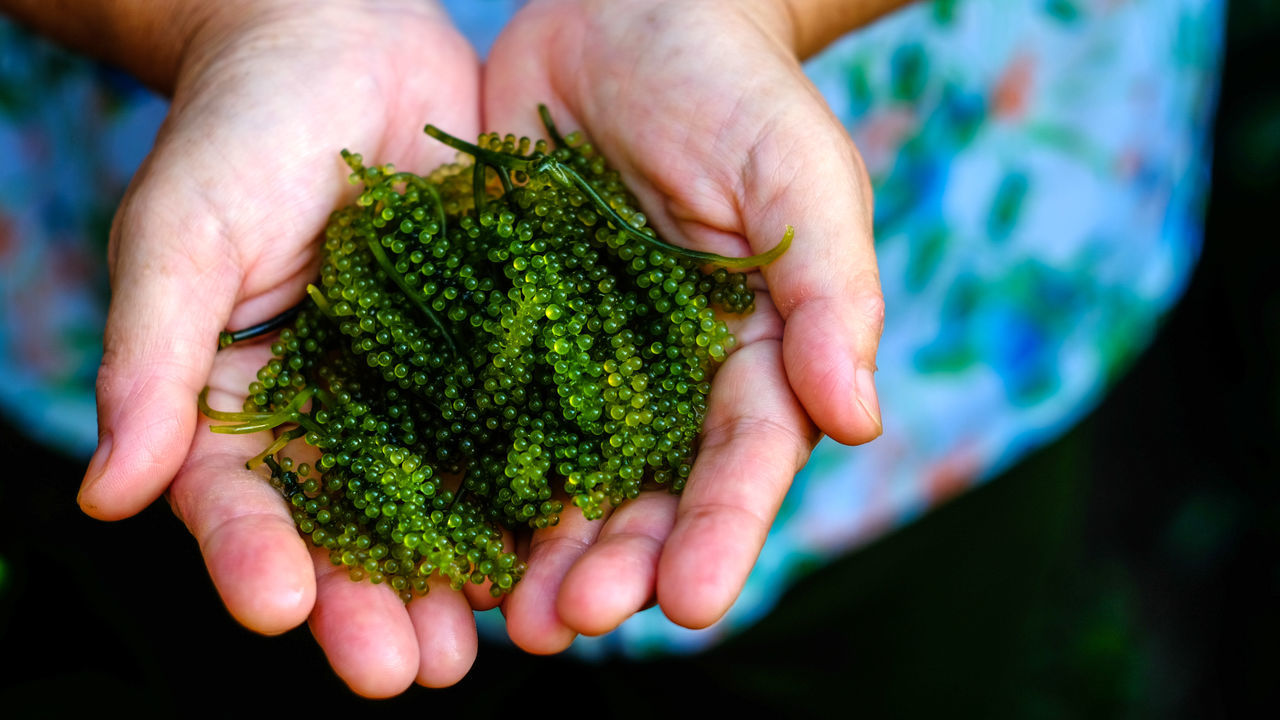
xmin=198 ymin=387 xmax=264 ymax=423
xmin=538 ymin=104 xmax=568 ymax=150
xmin=424 ymin=125 xmax=523 ymax=207
xmin=548 ymin=160 xmax=794 ymax=269
xmin=426 ymin=118 xmax=790 ymax=268
xmin=496 ymin=164 xmax=515 ymax=195
xmin=306 ymin=284 xmax=337 ymax=318
xmin=201 ymin=386 xmax=316 ymax=434
xmin=247 ymin=427 xmax=307 ymax=470
xmin=364 ymin=235 xmax=458 ymax=354
xmin=473 ymin=161 xmax=489 ymax=214
xmin=424 ymin=125 xmax=531 ymax=173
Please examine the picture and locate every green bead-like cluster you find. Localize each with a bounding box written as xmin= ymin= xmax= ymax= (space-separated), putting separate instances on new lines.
xmin=203 ymin=108 xmax=790 ymax=601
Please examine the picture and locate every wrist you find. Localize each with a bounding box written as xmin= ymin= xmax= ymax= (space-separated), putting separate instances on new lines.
xmin=775 ymin=0 xmax=915 ymax=59
xmin=0 ymin=0 xmax=237 ymax=94
xmin=0 ymin=0 xmax=452 ymax=95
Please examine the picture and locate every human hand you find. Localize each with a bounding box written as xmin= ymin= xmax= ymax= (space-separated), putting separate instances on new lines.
xmin=482 ymin=0 xmax=884 ymax=652
xmin=74 ymin=0 xmax=489 ymax=695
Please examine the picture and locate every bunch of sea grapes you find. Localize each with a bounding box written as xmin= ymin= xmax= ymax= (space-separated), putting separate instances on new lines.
xmin=201 ymin=107 xmax=791 ymax=601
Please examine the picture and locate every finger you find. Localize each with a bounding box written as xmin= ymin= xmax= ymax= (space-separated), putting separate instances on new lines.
xmin=500 ymin=507 xmax=608 ymax=654
xmin=167 ymin=344 xmax=316 ymax=633
xmin=742 ymin=101 xmax=884 ymax=447
xmin=480 ymin=1 xmax=576 ymax=138
xmin=408 ymin=574 xmax=478 ymax=688
xmin=657 ymin=338 xmax=816 ymax=628
xmin=462 ymin=529 xmax=512 ymax=612
xmin=463 ymin=574 xmax=503 ymax=612
xmin=77 ymin=161 xmax=243 ymax=520
xmin=556 ymin=490 xmax=678 ymax=636
xmin=310 ymin=548 xmax=420 ymax=698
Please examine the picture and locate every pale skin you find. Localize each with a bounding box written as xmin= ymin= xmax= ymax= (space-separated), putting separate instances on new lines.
xmin=3 ymin=0 xmax=904 ymax=697
xmin=484 ymin=0 xmax=891 ymax=652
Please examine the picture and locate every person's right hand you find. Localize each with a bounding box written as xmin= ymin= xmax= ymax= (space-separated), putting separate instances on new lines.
xmin=73 ymin=0 xmax=488 ymax=695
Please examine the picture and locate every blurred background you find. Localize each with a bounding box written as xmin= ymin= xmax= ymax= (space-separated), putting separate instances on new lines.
xmin=1 ymin=0 xmax=1277 ymax=716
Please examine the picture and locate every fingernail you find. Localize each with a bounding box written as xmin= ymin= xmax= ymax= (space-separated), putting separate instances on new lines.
xmin=855 ymin=366 xmax=882 ymax=436
xmin=78 ymin=431 xmax=113 ymax=505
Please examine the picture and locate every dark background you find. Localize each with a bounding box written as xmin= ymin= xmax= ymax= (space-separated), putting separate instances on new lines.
xmin=1 ymin=1 xmax=1277 ymax=716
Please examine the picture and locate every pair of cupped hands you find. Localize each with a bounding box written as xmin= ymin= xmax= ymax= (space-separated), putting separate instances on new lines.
xmin=74 ymin=0 xmax=883 ymax=696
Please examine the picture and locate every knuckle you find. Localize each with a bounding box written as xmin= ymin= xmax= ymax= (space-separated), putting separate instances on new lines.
xmin=858 ymin=288 xmax=886 ymax=332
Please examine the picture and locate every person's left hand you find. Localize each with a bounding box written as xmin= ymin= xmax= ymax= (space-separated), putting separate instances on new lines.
xmin=481 ymin=0 xmax=884 ymax=652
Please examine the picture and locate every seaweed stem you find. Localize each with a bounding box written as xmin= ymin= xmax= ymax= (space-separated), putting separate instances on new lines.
xmin=218 ymin=304 xmax=303 ymax=349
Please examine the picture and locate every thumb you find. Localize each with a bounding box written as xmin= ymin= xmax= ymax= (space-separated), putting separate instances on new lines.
xmin=78 ymin=158 xmax=240 ymax=521
xmin=745 ymin=103 xmax=884 ymax=446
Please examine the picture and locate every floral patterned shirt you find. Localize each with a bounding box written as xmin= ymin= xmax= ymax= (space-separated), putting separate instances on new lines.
xmin=0 ymin=0 xmax=1224 ymax=657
